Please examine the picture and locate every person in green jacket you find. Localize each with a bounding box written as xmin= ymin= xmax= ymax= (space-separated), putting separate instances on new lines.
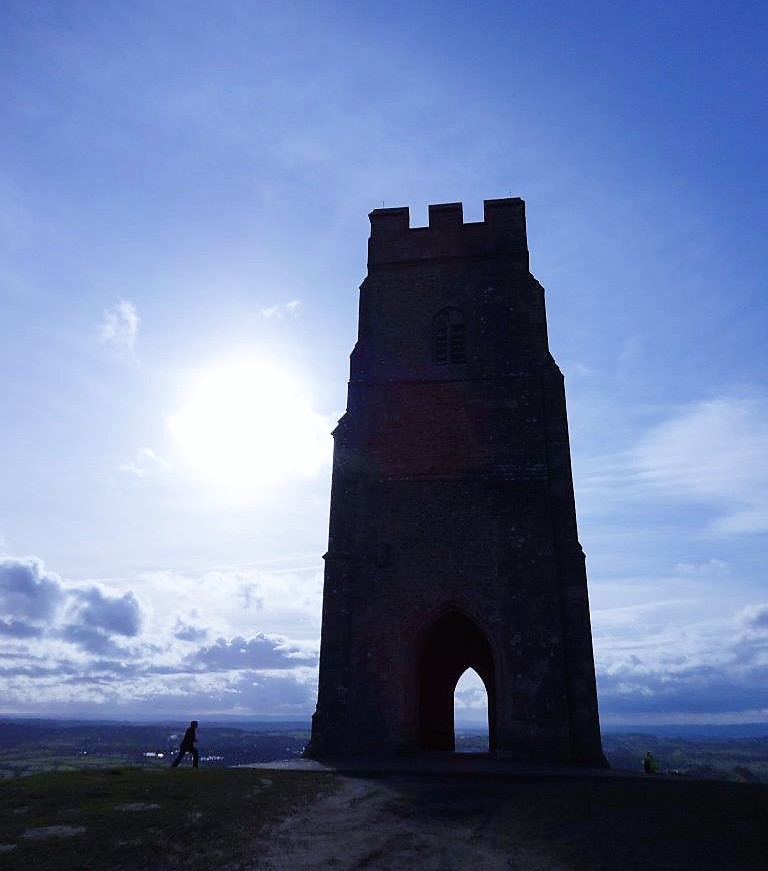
xmin=643 ymin=751 xmax=658 ymax=774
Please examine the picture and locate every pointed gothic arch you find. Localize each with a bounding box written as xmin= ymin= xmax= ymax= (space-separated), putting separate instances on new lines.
xmin=415 ymin=608 xmax=496 ymax=752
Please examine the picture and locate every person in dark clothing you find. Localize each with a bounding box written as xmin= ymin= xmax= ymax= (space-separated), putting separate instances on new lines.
xmin=171 ymin=720 xmax=199 ymax=767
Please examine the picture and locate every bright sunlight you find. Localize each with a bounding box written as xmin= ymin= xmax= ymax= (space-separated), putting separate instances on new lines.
xmin=167 ymin=358 xmax=333 ymax=486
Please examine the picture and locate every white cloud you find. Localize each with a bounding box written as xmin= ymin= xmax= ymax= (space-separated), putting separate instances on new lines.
xmin=261 ymin=299 xmax=303 ymax=319
xmin=0 ymin=557 xmax=145 ymax=657
xmin=578 ymin=394 xmax=768 ymax=536
xmin=3 ymin=551 xmax=764 ymax=724
xmin=134 ymin=561 xmax=323 ymax=644
xmin=629 ymin=396 xmax=768 ymax=533
xmin=99 ymin=299 xmax=140 ymax=351
xmin=190 ymin=633 xmax=317 ymax=671
xmin=66 ymin=587 xmax=143 ymax=638
xmin=120 ymin=447 xmax=170 ymax=478
xmin=0 ymin=554 xmax=323 ymax=718
xmin=0 ymin=556 xmax=64 ymax=634
xmin=454 ymin=668 xmax=488 ymax=712
xmin=675 ymin=559 xmax=729 ymax=578
xmin=593 ymin=591 xmax=768 ymax=722
xmin=0 ymin=666 xmax=318 ymax=719
xmin=737 ymin=603 xmax=768 ymax=634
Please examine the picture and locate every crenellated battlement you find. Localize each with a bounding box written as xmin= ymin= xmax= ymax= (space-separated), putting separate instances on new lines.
xmin=368 ymin=197 xmax=528 ymax=267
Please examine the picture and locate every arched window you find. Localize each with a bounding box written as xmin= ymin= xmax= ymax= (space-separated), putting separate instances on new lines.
xmin=433 ymin=308 xmax=466 ymax=365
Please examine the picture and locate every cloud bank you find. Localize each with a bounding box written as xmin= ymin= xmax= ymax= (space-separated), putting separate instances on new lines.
xmin=3 ymin=550 xmax=766 ymax=724
xmin=577 ymin=394 xmax=768 ymax=535
xmin=630 ymin=396 xmax=768 ymax=534
xmin=0 ymin=556 xmax=321 ymax=718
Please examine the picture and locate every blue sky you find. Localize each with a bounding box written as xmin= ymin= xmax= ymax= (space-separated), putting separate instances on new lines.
xmin=1 ymin=0 xmax=766 ymax=726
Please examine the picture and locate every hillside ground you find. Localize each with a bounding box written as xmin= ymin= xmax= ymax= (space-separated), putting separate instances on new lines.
xmin=1 ymin=765 xmax=766 ymax=870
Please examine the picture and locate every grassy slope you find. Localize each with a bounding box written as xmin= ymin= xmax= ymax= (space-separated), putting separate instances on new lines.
xmin=0 ymin=767 xmax=335 ymax=870
xmin=1 ymin=767 xmax=767 ymax=870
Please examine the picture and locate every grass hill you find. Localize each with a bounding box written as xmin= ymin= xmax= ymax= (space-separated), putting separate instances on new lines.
xmin=0 ymin=766 xmax=333 ymax=870
xmin=1 ymin=765 xmax=766 ymax=870
xmin=1 ymin=720 xmax=767 ymax=867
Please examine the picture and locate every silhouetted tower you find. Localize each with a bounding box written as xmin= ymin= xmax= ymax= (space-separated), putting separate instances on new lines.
xmin=310 ymin=199 xmax=606 ymax=765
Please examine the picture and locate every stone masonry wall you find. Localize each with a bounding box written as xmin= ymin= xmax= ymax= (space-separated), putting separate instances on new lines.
xmin=310 ymin=199 xmax=606 ymax=766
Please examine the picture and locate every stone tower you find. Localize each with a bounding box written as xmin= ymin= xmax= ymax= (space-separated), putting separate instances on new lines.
xmin=309 ymin=198 xmax=606 ymax=766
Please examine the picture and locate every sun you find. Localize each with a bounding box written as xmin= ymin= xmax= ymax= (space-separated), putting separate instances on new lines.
xmin=168 ymin=358 xmax=332 ymax=485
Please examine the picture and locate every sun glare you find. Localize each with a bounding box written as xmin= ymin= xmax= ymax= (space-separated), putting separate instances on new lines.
xmin=168 ymin=359 xmax=332 ymax=486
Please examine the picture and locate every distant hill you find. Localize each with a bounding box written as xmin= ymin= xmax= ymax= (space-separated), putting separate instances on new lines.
xmin=0 ymin=718 xmax=310 ymax=778
xmin=601 ymin=731 xmax=768 ymax=782
xmin=1 ymin=718 xmax=767 ymax=783
xmin=601 ymin=723 xmax=768 ymax=739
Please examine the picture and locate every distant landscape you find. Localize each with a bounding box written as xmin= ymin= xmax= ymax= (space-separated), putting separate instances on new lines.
xmin=0 ymin=719 xmax=309 ymax=778
xmin=1 ymin=718 xmax=767 ymax=782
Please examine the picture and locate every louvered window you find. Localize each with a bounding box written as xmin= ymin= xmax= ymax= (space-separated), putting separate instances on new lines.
xmin=433 ymin=308 xmax=466 ymax=365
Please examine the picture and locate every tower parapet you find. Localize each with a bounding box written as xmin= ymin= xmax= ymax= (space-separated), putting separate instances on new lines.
xmin=368 ymin=197 xmax=529 ymax=268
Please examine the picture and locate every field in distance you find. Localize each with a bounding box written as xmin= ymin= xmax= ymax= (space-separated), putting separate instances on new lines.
xmin=1 ymin=718 xmax=767 ymax=782
xmin=0 ymin=719 xmax=309 ymax=778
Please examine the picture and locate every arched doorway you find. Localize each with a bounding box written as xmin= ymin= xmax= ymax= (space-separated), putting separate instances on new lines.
xmin=418 ymin=610 xmax=496 ymax=752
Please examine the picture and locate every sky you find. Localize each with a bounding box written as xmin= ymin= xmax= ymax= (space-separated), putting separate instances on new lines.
xmin=1 ymin=0 xmax=766 ymax=728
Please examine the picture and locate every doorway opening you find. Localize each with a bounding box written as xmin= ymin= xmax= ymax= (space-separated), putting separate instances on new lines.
xmin=454 ymin=667 xmax=490 ymax=752
xmin=418 ymin=610 xmax=496 ymax=752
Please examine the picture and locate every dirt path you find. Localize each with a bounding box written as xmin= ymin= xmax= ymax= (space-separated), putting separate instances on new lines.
xmin=257 ymin=775 xmax=563 ymax=870
xmin=252 ymin=771 xmax=768 ymax=871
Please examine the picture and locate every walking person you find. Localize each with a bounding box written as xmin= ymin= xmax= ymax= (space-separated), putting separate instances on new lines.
xmin=171 ymin=720 xmax=199 ymax=768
